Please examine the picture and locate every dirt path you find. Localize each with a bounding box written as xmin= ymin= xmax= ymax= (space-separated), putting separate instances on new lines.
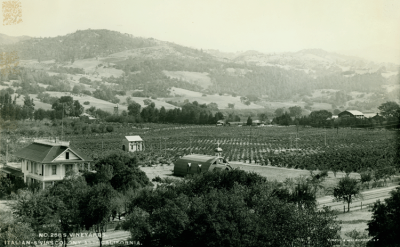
xmin=317 ymin=185 xmax=399 ymax=211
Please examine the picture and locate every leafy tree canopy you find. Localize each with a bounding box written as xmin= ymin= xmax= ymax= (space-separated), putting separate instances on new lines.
xmin=367 ymin=187 xmax=400 ymax=247
xmin=378 ymin=101 xmax=400 ymax=119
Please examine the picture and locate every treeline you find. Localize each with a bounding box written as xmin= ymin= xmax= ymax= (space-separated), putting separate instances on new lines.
xmin=0 ymin=93 xmax=35 ymax=121
xmin=49 ymin=66 xmax=85 ymax=74
xmin=273 ymin=102 xmax=400 ymax=129
xmin=99 ymin=101 xmax=224 ymax=125
xmin=0 ymin=94 xmax=85 ymax=122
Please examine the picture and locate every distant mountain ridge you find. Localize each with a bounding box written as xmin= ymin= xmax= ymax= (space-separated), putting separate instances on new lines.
xmin=0 ymin=29 xmax=398 ymax=105
xmin=0 ymin=33 xmax=31 ymax=45
xmin=205 ymin=48 xmax=399 ymax=74
xmin=0 ymin=29 xmax=157 ymax=62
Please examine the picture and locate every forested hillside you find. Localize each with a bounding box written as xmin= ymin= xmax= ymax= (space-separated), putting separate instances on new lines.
xmin=0 ymin=29 xmax=398 ymax=105
xmin=0 ymin=29 xmax=157 ymax=62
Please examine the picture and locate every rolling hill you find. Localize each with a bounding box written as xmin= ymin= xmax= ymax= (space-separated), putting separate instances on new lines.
xmin=1 ymin=29 xmax=398 ymax=113
xmin=0 ymin=33 xmax=30 ymax=45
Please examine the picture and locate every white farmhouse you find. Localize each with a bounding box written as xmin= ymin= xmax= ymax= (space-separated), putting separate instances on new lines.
xmin=123 ymin=136 xmax=144 ymax=152
xmin=13 ymin=139 xmax=93 ymax=189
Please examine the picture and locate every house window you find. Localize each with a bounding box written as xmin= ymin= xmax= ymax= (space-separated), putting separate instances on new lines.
xmin=26 ymin=161 xmax=28 ymax=171
xmin=52 ymin=165 xmax=57 ymax=175
xmin=66 ymin=152 xmax=70 ymax=159
xmin=65 ymin=164 xmax=73 ymax=174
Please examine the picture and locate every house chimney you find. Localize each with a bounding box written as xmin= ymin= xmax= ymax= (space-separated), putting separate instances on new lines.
xmin=55 ymin=137 xmax=57 ymax=143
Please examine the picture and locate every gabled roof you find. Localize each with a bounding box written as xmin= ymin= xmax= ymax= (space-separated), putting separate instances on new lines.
xmin=125 ymin=136 xmax=143 ymax=142
xmin=176 ymin=154 xmax=219 ymax=164
xmin=342 ymin=110 xmax=364 ymax=116
xmin=81 ymin=113 xmax=96 ymax=119
xmin=0 ymin=166 xmax=24 ymax=177
xmin=14 ymin=142 xmax=92 ymax=163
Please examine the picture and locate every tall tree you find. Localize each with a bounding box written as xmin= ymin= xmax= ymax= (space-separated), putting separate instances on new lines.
xmin=23 ymin=95 xmax=35 ymax=120
xmin=52 ymin=96 xmax=83 ymax=118
xmin=247 ymin=116 xmax=253 ymax=126
xmin=333 ymin=176 xmax=362 ymax=212
xmin=288 ymin=106 xmax=302 ymax=118
xmin=159 ymin=106 xmax=167 ymax=123
xmin=128 ymin=101 xmax=141 ymax=117
xmin=309 ymin=110 xmax=332 ymax=127
xmin=80 ymin=183 xmax=118 ymax=247
xmin=378 ymin=101 xmax=400 ymax=119
xmin=47 ymin=175 xmax=89 ymax=247
xmin=274 ymin=108 xmax=284 ymax=117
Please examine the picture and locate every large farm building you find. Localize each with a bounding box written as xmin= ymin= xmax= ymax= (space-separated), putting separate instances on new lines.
xmin=174 ymin=147 xmax=233 ymax=176
xmin=338 ymin=110 xmax=364 ymax=119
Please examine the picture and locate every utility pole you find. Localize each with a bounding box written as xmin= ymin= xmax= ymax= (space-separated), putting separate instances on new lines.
xmin=290 ymin=135 xmax=292 ymax=150
xmin=250 ymin=126 xmax=252 ymax=144
xmin=6 ymin=138 xmax=9 ymax=165
xmin=61 ymin=103 xmax=64 ymax=141
xmin=159 ymin=137 xmax=161 ymax=154
xmin=325 ymin=129 xmax=327 ymax=146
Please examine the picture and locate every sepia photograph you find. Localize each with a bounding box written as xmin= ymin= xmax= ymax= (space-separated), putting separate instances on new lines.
xmin=0 ymin=0 xmax=399 ymax=246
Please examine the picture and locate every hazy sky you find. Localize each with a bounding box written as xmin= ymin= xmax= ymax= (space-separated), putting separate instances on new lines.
xmin=2 ymin=0 xmax=400 ymax=55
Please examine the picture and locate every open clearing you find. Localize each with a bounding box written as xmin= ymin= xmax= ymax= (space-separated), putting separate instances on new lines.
xmin=163 ymin=70 xmax=212 ymax=89
xmin=46 ymin=91 xmax=128 ymax=113
xmin=337 ymin=210 xmax=371 ymax=240
xmin=165 ymin=87 xmax=265 ymax=109
xmin=116 ymin=95 xmax=179 ymax=110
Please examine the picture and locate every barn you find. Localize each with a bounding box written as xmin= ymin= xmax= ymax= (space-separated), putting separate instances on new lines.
xmin=338 ymin=110 xmax=364 ymax=119
xmin=173 ymin=154 xmax=233 ymax=176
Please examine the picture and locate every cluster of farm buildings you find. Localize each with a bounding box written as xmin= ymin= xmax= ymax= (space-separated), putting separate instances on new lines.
xmin=0 ymin=135 xmax=232 ymax=189
xmin=220 ymin=110 xmax=379 ymax=126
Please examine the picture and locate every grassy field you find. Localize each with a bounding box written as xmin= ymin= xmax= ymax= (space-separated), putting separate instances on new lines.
xmin=115 ymin=95 xmax=179 ymax=110
xmin=141 ymin=161 xmax=361 ymax=196
xmin=46 ymin=91 xmax=127 ymax=113
xmin=336 ymin=210 xmax=371 ymax=240
xmin=140 ymin=165 xmax=175 ymax=182
xmin=165 ymin=87 xmax=265 ymax=109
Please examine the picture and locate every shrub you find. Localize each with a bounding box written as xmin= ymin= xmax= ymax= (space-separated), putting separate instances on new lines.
xmin=106 ymin=125 xmax=114 ymax=132
xmin=83 ymin=101 xmax=90 ymax=105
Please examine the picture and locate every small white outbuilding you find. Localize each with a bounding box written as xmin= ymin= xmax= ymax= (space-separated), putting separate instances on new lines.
xmin=122 ymin=136 xmax=144 ymax=152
